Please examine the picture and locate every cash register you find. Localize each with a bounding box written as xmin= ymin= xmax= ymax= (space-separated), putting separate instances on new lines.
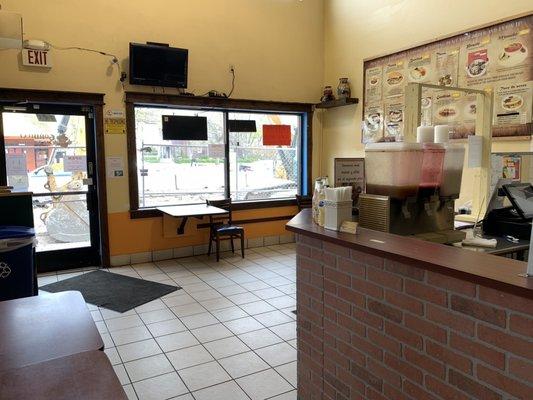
xmin=483 ymin=183 xmax=533 ymax=240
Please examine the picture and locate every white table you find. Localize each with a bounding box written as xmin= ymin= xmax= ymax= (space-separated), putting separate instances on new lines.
xmin=157 ymin=204 xmax=228 ymax=235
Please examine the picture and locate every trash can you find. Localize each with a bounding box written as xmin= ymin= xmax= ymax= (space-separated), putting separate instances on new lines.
xmin=0 ymin=226 xmax=36 ymax=302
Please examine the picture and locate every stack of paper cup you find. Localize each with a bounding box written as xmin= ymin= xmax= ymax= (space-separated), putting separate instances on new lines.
xmin=434 ymin=125 xmax=450 ymax=143
xmin=416 ymin=126 xmax=434 ymax=143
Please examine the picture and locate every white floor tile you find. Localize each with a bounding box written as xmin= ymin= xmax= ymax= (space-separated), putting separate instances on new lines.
xmin=106 ymin=315 xmax=144 ymax=332
xmin=199 ymin=297 xmax=235 ymax=311
xmin=211 ymin=306 xmax=248 ymax=322
xmin=146 ymin=318 xmax=187 ymax=337
xmin=110 ymin=326 xmax=152 ymax=346
xmin=101 ymin=308 xmax=136 ymax=320
xmin=167 ymin=345 xmax=214 ymax=370
xmin=190 ymin=289 xmax=222 ymax=302
xmin=240 ymin=280 xmax=271 ymax=291
xmin=155 ymin=331 xmax=199 ymax=352
xmin=178 ymin=361 xmax=231 ymax=391
xmin=255 ymin=343 xmax=297 ymax=367
xmin=191 ymin=323 xmax=233 ymax=343
xmin=238 ymin=328 xmax=283 ymax=350
xmin=204 ymin=336 xmax=250 ymax=359
xmin=267 ymin=295 xmax=297 ymax=309
xmin=133 ymin=372 xmax=188 ymax=400
xmin=275 ymin=361 xmax=297 ymax=387
xmin=170 ymin=302 xmax=206 ymax=318
xmin=172 ymin=394 xmax=194 ymax=400
xmin=237 ymin=369 xmax=292 ymax=400
xmin=180 ymin=312 xmax=219 ymax=330
xmin=254 ymin=287 xmax=285 ymax=300
xmin=224 ymin=317 xmax=264 ymax=335
xmin=227 ymin=292 xmax=261 ymax=305
xmin=193 ymin=381 xmax=249 ymax=400
xmin=218 ymin=351 xmax=270 ymax=378
xmin=124 ymin=354 xmax=173 ymax=382
xmin=139 ymin=308 xmax=176 ymax=325
xmin=253 ymin=311 xmax=293 ymax=327
xmin=240 ymin=300 xmax=276 ymax=315
xmin=117 ymin=339 xmax=162 ymax=363
xmin=269 ymin=322 xmax=296 ymax=341
xmin=216 ymin=284 xmax=248 ymax=296
xmin=162 ymin=294 xmax=196 ymax=307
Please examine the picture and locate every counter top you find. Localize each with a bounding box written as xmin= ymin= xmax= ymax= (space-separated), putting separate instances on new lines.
xmin=286 ymin=209 xmax=533 ymax=298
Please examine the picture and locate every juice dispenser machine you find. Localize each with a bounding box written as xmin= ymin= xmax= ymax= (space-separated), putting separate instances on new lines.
xmin=359 ymin=141 xmax=466 ymax=243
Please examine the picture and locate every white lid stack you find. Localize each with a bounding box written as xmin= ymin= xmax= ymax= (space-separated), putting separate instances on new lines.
xmin=416 ymin=126 xmax=434 ymax=143
xmin=434 ymin=125 xmax=450 ymax=144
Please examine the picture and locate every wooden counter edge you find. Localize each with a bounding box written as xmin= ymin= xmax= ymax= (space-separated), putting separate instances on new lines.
xmin=287 ymin=209 xmax=533 ymax=299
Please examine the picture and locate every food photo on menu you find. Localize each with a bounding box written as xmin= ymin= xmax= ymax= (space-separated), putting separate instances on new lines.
xmin=435 ymin=48 xmax=459 ymax=87
xmin=407 ymin=54 xmax=432 ymax=83
xmin=494 ymin=82 xmax=532 ymax=126
xmin=384 ymin=98 xmax=405 ymax=141
xmin=365 ymin=66 xmax=383 ymax=103
xmin=362 ymin=104 xmax=384 ymax=143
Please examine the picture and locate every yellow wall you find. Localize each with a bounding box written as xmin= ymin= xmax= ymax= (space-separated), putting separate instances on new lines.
xmin=0 ymin=0 xmax=324 ymax=255
xmin=321 ymin=0 xmax=533 ymax=185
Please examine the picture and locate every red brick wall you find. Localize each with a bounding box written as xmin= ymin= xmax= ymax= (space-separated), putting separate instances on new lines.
xmin=296 ymin=234 xmax=533 ymax=400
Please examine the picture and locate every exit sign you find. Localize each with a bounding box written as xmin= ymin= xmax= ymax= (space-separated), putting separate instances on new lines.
xmin=21 ymin=49 xmax=52 ymax=68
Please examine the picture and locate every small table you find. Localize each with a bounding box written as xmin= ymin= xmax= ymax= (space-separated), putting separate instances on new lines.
xmin=0 ymin=351 xmax=127 ymax=400
xmin=158 ymin=204 xmax=228 ymax=235
xmin=0 ymin=291 xmax=104 ymax=372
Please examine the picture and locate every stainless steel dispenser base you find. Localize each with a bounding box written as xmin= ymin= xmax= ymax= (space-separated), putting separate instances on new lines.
xmin=359 ymin=194 xmax=465 ymax=244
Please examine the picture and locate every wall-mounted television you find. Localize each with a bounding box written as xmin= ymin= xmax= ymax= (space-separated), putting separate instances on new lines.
xmin=162 ymin=115 xmax=208 ymax=141
xmin=129 ymin=43 xmax=188 ymax=88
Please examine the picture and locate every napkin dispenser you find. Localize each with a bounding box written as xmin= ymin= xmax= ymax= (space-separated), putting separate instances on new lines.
xmin=324 ymin=187 xmax=353 ymax=231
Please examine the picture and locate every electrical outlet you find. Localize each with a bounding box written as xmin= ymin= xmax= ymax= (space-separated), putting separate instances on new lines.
xmin=229 ymin=64 xmax=235 ymax=73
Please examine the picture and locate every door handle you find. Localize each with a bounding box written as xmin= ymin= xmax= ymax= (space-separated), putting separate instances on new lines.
xmin=88 ymin=161 xmax=94 ymax=176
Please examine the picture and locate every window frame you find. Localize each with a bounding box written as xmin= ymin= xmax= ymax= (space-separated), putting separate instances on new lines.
xmin=125 ymin=92 xmax=313 ymax=217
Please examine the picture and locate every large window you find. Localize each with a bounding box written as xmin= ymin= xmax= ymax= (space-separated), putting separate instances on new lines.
xmin=229 ymin=112 xmax=300 ymax=201
xmin=135 ymin=107 xmax=225 ymax=207
xmin=129 ymin=96 xmax=311 ymax=210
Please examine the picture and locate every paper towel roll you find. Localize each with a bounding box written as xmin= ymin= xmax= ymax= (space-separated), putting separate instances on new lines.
xmin=434 ymin=125 xmax=450 ymax=143
xmin=416 ymin=126 xmax=434 ymax=143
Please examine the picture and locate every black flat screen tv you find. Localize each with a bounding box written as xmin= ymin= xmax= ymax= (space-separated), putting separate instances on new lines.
xmin=129 ymin=43 xmax=188 ymax=88
xmin=162 ymin=115 xmax=208 ymax=141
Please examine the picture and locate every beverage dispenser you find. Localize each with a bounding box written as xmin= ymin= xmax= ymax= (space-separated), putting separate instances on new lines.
xmin=360 ymin=132 xmax=465 ymax=244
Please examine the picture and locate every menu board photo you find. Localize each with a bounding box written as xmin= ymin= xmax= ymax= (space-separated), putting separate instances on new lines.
xmin=362 ymin=14 xmax=533 ymax=142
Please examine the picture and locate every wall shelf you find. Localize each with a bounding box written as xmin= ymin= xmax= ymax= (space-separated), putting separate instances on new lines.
xmin=315 ymin=97 xmax=359 ymax=109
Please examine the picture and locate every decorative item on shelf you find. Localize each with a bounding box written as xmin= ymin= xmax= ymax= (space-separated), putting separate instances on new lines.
xmin=320 ymin=86 xmax=335 ymax=103
xmin=337 ymin=78 xmax=351 ymax=99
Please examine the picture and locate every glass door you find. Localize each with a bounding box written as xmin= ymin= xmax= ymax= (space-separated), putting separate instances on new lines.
xmin=0 ymin=104 xmax=101 ymax=272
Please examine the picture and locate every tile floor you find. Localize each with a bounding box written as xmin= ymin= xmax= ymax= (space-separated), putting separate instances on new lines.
xmin=38 ymin=244 xmax=298 ymax=400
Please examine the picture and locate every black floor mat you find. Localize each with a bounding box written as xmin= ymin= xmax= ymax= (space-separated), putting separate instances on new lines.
xmin=40 ymin=270 xmax=180 ymax=313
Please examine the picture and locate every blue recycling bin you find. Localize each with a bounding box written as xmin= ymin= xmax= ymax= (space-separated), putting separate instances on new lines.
xmin=0 ymin=226 xmax=36 ymax=302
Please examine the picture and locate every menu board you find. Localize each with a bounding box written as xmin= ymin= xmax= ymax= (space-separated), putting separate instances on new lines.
xmin=362 ymin=14 xmax=533 ymax=142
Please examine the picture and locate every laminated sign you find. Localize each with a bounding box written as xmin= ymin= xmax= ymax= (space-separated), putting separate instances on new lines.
xmin=262 ymin=125 xmax=291 ymax=146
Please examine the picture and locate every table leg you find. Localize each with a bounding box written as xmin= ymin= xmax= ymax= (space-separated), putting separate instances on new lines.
xmin=177 ymin=217 xmax=189 ymax=235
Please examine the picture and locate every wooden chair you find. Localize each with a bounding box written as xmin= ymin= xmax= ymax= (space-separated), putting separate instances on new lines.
xmin=206 ymin=199 xmax=245 ymax=261
xmin=295 ymin=194 xmax=312 ymax=211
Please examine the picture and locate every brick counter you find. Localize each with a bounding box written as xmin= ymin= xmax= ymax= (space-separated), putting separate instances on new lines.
xmin=287 ymin=210 xmax=533 ymax=400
